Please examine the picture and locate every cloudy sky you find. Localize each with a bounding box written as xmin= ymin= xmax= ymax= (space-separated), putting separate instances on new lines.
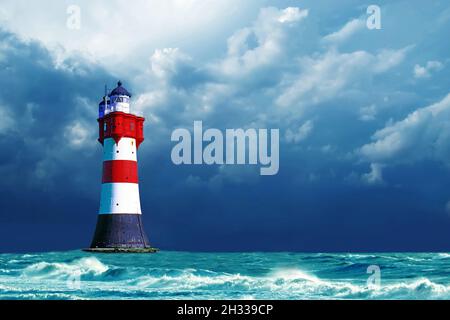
xmin=0 ymin=0 xmax=450 ymax=252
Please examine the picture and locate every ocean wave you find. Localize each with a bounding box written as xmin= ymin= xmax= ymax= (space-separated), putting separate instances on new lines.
xmin=21 ymin=257 xmax=109 ymax=280
xmin=367 ymin=278 xmax=450 ymax=299
xmin=0 ymin=292 xmax=84 ymax=300
xmin=125 ymin=267 xmax=360 ymax=298
xmin=129 ymin=270 xmax=254 ymax=290
xmin=269 ymin=268 xmax=322 ymax=283
xmin=119 ymin=267 xmax=450 ymax=300
xmin=2 ymin=252 xmax=450 ymax=299
xmin=21 ymin=254 xmax=38 ymax=259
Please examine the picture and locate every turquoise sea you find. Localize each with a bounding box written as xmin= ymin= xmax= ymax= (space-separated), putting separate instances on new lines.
xmin=0 ymin=251 xmax=449 ymax=299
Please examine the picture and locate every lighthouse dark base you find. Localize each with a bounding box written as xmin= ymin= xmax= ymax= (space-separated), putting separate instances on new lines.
xmin=84 ymin=214 xmax=158 ymax=253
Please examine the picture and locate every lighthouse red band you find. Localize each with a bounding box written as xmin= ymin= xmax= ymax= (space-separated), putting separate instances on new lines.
xmin=102 ymin=160 xmax=138 ymax=184
xmin=87 ymin=82 xmax=154 ymax=252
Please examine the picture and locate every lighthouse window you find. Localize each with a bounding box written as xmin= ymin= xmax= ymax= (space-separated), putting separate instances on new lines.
xmin=130 ymin=122 xmax=135 ymax=131
xmin=104 ymin=123 xmax=107 ymax=132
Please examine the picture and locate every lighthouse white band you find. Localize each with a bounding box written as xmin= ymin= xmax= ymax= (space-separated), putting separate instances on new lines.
xmin=103 ymin=137 xmax=137 ymax=161
xmin=99 ymin=183 xmax=142 ymax=214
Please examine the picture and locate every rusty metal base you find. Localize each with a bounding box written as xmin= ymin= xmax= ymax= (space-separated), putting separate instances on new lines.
xmin=88 ymin=214 xmax=152 ymax=249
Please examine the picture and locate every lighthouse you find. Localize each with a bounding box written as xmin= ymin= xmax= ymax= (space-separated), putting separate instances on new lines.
xmin=85 ymin=81 xmax=157 ymax=253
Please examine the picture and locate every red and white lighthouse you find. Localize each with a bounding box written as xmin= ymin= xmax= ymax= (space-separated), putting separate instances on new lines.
xmin=85 ymin=81 xmax=157 ymax=253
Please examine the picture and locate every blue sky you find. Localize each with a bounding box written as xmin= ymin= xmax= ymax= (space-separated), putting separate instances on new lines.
xmin=0 ymin=0 xmax=450 ymax=252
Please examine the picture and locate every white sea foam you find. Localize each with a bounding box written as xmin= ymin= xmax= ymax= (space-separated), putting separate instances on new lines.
xmin=22 ymin=257 xmax=108 ymax=279
xmin=123 ymin=267 xmax=450 ymax=300
xmin=367 ymin=278 xmax=450 ymax=299
xmin=127 ymin=267 xmax=360 ymax=299
xmin=21 ymin=254 xmax=38 ymax=259
xmin=269 ymin=268 xmax=323 ymax=283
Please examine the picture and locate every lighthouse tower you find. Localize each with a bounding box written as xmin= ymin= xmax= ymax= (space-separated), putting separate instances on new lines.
xmin=85 ymin=81 xmax=157 ymax=253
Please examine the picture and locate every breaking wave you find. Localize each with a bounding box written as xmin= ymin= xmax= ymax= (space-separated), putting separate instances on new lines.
xmin=22 ymin=257 xmax=109 ymax=279
xmin=120 ymin=267 xmax=450 ymax=300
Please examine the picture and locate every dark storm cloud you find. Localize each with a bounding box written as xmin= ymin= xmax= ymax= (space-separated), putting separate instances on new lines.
xmin=0 ymin=30 xmax=117 ymax=250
